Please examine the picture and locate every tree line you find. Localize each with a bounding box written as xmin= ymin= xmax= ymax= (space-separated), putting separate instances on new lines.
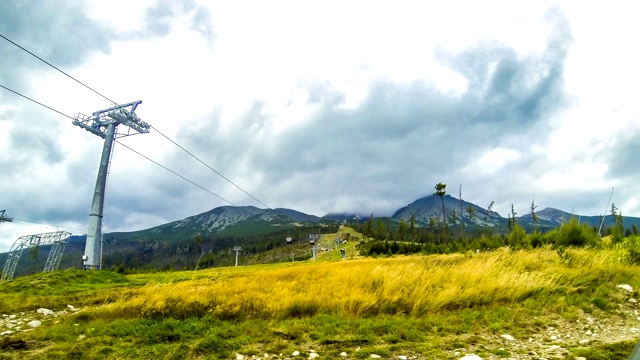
xmin=104 ymin=224 xmax=339 ymax=274
xmin=353 ymin=182 xmax=640 ymax=257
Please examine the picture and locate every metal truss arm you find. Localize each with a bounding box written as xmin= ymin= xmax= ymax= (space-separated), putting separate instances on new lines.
xmin=72 ymin=100 xmax=150 ymax=139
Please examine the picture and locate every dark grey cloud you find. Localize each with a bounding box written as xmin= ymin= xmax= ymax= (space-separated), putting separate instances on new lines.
xmin=606 ymin=127 xmax=640 ymax=180
xmin=0 ymin=107 xmax=98 ymax=229
xmin=8 ymin=123 xmax=64 ymax=164
xmin=0 ymin=0 xmax=215 ymax=97
xmin=0 ymin=1 xmax=113 ymax=90
xmin=0 ymin=144 xmax=95 ymax=226
xmin=173 ymin=12 xmax=573 ymax=216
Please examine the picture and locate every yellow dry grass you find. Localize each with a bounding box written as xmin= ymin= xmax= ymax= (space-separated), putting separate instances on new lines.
xmin=93 ymin=246 xmax=634 ymax=321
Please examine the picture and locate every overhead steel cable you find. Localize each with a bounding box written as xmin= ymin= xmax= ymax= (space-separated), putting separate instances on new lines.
xmin=114 ymin=140 xmax=238 ymax=206
xmin=0 ymin=84 xmax=72 ymax=119
xmin=0 ymin=32 xmax=272 ymax=210
xmin=150 ymin=126 xmax=272 ymax=209
xmin=12 ymin=218 xmax=86 ymax=233
xmin=0 ymin=34 xmax=116 ymax=104
xmin=0 ymin=84 xmax=235 ymax=206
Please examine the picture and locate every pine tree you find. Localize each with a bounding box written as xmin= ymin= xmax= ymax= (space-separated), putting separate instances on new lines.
xmin=610 ymin=203 xmax=624 ymax=243
xmin=467 ymin=205 xmax=476 ymax=232
xmin=409 ymin=212 xmax=416 ymax=236
xmin=531 ymin=199 xmax=539 ymax=233
xmin=434 ymin=182 xmax=447 ymax=234
xmin=375 ymin=219 xmax=386 ymax=240
xmin=510 ymin=204 xmax=518 ymax=229
xmin=450 ymin=208 xmax=458 ymax=230
xmin=363 ymin=213 xmax=373 ymax=238
xmin=397 ymin=220 xmax=407 ymax=241
xmin=483 ymin=201 xmax=495 ymax=235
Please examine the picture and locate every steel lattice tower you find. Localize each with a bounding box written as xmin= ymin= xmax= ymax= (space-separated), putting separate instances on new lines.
xmin=1 ymin=231 xmax=71 ymax=281
xmin=73 ymin=101 xmax=150 ymax=270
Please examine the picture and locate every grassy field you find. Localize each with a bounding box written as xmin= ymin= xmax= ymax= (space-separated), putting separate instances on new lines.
xmin=2 ymin=228 xmax=640 ymax=359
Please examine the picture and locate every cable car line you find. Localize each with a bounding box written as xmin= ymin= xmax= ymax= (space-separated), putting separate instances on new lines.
xmin=0 ymin=83 xmax=235 ymax=207
xmin=150 ymin=126 xmax=271 ymax=209
xmin=0 ymin=84 xmax=72 ymax=120
xmin=114 ymin=139 xmax=238 ymax=206
xmin=0 ymin=34 xmax=117 ymax=104
xmin=12 ymin=218 xmax=86 ymax=233
xmin=0 ymin=32 xmax=272 ymax=210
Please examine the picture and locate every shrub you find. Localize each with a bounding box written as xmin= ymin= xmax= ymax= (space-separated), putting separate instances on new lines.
xmin=529 ymin=232 xmax=544 ymax=248
xmin=507 ymin=225 xmax=529 ymax=249
xmin=547 ymin=218 xmax=599 ymax=247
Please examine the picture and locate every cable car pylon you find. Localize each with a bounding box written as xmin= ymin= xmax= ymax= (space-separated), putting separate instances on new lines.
xmin=73 ymin=101 xmax=150 ymax=270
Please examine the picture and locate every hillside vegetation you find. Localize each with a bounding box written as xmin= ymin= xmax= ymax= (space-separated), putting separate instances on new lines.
xmin=2 ymin=227 xmax=640 ymax=359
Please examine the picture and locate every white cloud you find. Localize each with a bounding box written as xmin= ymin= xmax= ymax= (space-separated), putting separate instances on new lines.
xmin=472 ymin=148 xmax=522 ymax=175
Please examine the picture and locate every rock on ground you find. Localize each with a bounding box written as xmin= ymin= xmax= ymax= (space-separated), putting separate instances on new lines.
xmin=618 ymin=284 xmax=634 ymax=292
xmin=27 ymin=320 xmax=41 ymax=328
xmin=459 ymin=355 xmax=483 ymax=360
xmin=36 ymin=308 xmax=54 ymax=316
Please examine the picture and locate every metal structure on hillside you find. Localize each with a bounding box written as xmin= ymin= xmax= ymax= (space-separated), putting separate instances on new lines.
xmin=309 ymin=234 xmax=320 ymax=245
xmin=1 ymin=231 xmax=71 ymax=281
xmin=233 ymin=246 xmax=242 ymax=267
xmin=73 ymin=101 xmax=150 ymax=270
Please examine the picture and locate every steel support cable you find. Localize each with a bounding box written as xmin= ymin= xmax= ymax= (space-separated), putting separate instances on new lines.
xmin=1 ymin=33 xmax=271 ymax=210
xmin=0 ymin=34 xmax=116 ymax=104
xmin=0 ymin=84 xmax=72 ymax=119
xmin=114 ymin=139 xmax=238 ymax=206
xmin=0 ymin=84 xmax=235 ymax=206
xmin=11 ymin=218 xmax=85 ymax=233
xmin=150 ymin=126 xmax=272 ymax=209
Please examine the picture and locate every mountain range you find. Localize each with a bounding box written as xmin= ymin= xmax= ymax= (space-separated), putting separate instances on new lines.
xmin=102 ymin=194 xmax=639 ymax=244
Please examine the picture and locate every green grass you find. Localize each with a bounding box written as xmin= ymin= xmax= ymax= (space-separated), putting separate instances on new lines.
xmin=571 ymin=340 xmax=637 ymax=359
xmin=2 ymin=241 xmax=640 ymax=359
xmin=0 ymin=269 xmax=130 ymax=313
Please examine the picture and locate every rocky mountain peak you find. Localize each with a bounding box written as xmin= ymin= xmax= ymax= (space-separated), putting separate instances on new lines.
xmin=392 ymin=194 xmax=502 ymax=226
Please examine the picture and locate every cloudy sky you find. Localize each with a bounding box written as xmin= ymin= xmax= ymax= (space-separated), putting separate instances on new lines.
xmin=1 ymin=1 xmax=639 ymax=252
